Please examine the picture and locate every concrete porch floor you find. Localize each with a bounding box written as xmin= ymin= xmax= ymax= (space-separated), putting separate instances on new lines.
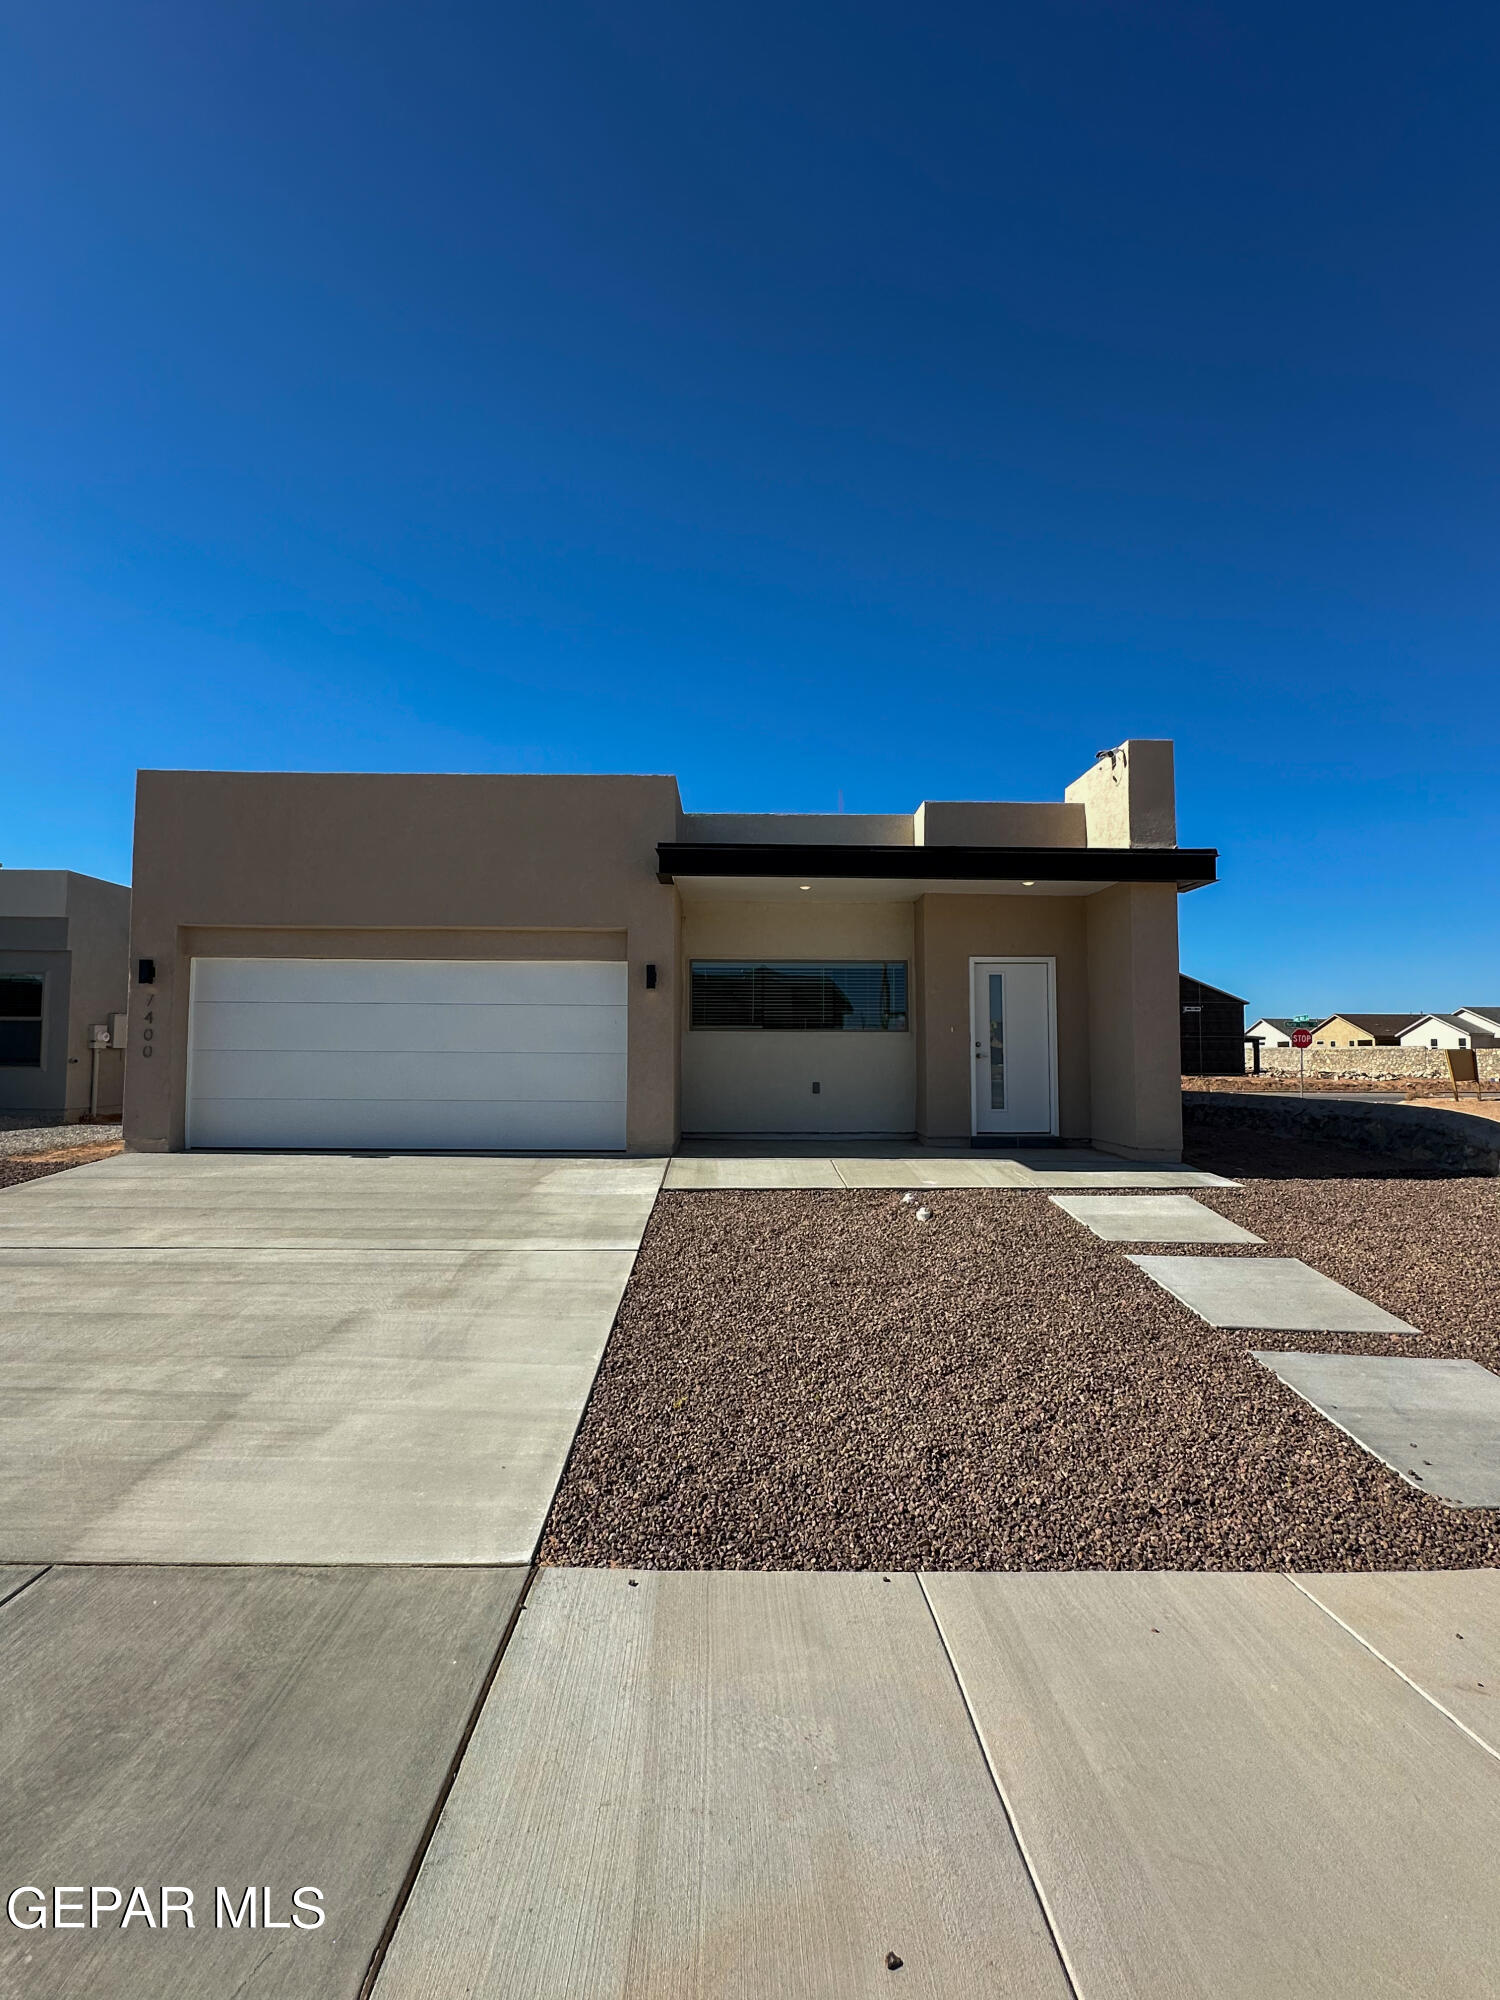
xmin=667 ymin=1138 xmax=1236 ymax=1189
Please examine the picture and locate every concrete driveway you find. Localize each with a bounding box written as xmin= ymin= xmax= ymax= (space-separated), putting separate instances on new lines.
xmin=0 ymin=1151 xmax=664 ymax=1563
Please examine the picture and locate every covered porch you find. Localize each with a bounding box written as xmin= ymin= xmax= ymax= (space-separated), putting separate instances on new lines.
xmin=662 ymin=837 xmax=1215 ymax=1161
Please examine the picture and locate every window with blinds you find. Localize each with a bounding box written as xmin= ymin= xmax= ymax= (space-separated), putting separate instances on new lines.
xmin=690 ymin=961 xmax=908 ymax=1031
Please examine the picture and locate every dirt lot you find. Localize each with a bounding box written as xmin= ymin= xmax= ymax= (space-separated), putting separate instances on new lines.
xmin=542 ymin=1132 xmax=1500 ymax=1573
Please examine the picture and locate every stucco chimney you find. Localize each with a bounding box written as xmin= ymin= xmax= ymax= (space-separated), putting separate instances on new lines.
xmin=1064 ymin=740 xmax=1176 ymax=849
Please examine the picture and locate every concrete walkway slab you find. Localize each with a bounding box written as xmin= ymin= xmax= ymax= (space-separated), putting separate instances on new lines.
xmin=663 ymin=1155 xmax=848 ymax=1188
xmin=1022 ymin=1163 xmax=1239 ymax=1189
xmin=1130 ymin=1255 xmax=1419 ymax=1332
xmin=0 ymin=1156 xmax=663 ymax=1562
xmin=0 ymin=1564 xmax=44 ymax=1608
xmin=373 ymin=1569 xmax=1073 ymax=2000
xmin=0 ymin=1563 xmax=522 ymax=1999
xmin=664 ymin=1148 xmax=1239 ymax=1191
xmin=1295 ymin=1569 xmax=1500 ymax=1756
xmin=923 ymin=1570 xmax=1500 ymax=1999
xmin=1051 ymin=1194 xmax=1262 ymax=1242
xmin=1253 ymin=1352 xmax=1500 ymax=1506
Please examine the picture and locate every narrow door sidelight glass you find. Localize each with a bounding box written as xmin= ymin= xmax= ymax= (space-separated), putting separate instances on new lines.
xmin=988 ymin=972 xmax=1006 ymax=1110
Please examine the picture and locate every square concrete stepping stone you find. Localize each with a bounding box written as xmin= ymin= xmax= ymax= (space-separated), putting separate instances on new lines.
xmin=1129 ymin=1256 xmax=1418 ymax=1333
xmin=1051 ymin=1194 xmax=1262 ymax=1243
xmin=1253 ymin=1353 xmax=1500 ymax=1506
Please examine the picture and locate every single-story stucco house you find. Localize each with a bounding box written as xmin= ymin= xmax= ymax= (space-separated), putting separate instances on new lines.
xmin=122 ymin=737 xmax=1216 ymax=1161
xmin=1 ymin=869 xmax=131 ymax=1121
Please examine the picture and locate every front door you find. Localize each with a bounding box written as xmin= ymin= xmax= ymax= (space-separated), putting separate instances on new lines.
xmin=969 ymin=957 xmax=1058 ymax=1138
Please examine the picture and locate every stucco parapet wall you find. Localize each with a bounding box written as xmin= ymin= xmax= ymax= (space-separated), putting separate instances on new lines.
xmin=1250 ymin=1047 xmax=1500 ymax=1081
xmin=1185 ymin=1092 xmax=1500 ymax=1175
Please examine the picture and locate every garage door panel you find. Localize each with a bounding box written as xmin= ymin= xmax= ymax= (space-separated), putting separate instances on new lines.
xmin=191 ymin=1001 xmax=628 ymax=1056
xmin=189 ymin=1047 xmax=627 ymax=1104
xmin=187 ymin=960 xmax=630 ymax=1153
xmin=187 ymin=1096 xmax=628 ymax=1153
xmin=193 ymin=959 xmax=627 ymax=1007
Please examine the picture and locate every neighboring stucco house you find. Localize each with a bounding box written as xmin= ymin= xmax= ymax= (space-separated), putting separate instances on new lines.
xmin=0 ymin=870 xmax=131 ymax=1121
xmin=1311 ymin=1014 xmax=1420 ymax=1048
xmin=1246 ymin=1016 xmax=1299 ymax=1050
xmin=1397 ymin=1014 xmax=1500 ymax=1050
xmin=123 ymin=738 xmax=1216 ymax=1161
xmin=1457 ymin=1006 xmax=1500 ymax=1040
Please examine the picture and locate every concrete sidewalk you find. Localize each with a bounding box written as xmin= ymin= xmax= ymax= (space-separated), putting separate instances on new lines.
xmin=14 ymin=1564 xmax=1491 ymax=1999
xmin=371 ymin=1567 xmax=1500 ymax=1999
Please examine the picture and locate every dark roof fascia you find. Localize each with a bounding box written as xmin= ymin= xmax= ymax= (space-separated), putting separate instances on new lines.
xmin=657 ymin=842 xmax=1218 ymax=890
xmin=1181 ymin=975 xmax=1247 ymax=1004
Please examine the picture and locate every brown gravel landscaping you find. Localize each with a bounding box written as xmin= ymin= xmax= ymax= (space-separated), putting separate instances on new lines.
xmin=541 ymin=1135 xmax=1500 ymax=1573
xmin=0 ymin=1143 xmax=123 ymax=1193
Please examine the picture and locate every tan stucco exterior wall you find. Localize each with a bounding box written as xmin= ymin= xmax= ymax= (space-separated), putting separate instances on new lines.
xmin=1083 ymin=882 xmax=1183 ymax=1160
xmin=63 ymin=873 xmax=131 ymax=1117
xmin=679 ymin=898 xmax=915 ymax=1132
xmin=1313 ymin=1017 xmax=1388 ymax=1047
xmin=125 ymin=772 xmax=682 ymax=1153
xmin=914 ymin=801 xmax=1086 ymax=847
xmin=913 ymin=894 xmax=1092 ymax=1144
xmin=678 ymin=813 xmax=915 ymax=846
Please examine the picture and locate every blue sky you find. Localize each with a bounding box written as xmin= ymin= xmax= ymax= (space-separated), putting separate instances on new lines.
xmin=4 ymin=2 xmax=1497 ymax=1023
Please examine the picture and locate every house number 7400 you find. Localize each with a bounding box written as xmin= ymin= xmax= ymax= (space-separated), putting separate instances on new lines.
xmin=141 ymin=997 xmax=155 ymax=1058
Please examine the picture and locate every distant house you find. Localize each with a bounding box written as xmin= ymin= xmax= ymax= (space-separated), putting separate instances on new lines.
xmin=1311 ymin=1014 xmax=1420 ymax=1048
xmin=1456 ymin=1006 xmax=1500 ymax=1039
xmin=1246 ymin=1016 xmax=1299 ymax=1050
xmin=1397 ymin=1014 xmax=1500 ymax=1051
xmin=1179 ymin=975 xmax=1246 ymax=1075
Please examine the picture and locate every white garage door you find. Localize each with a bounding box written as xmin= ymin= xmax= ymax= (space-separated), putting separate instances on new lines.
xmin=186 ymin=958 xmax=628 ymax=1152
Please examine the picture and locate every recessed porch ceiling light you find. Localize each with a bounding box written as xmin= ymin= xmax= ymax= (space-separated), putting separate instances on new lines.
xmin=1021 ymin=879 xmax=1036 ymax=887
xmin=799 ymin=884 xmax=811 ymax=891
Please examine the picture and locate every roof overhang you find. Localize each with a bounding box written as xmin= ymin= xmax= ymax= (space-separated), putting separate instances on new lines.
xmin=656 ymin=842 xmax=1218 ymax=892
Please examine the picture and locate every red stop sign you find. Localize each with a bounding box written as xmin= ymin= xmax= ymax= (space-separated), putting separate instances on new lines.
xmin=1291 ymin=1028 xmax=1313 ymax=1049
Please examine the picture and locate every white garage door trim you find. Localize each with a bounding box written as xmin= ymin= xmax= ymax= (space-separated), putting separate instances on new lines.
xmin=186 ymin=958 xmax=628 ymax=1153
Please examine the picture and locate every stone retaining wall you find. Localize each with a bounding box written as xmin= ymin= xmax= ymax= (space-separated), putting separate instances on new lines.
xmin=1186 ymin=1091 xmax=1500 ymax=1174
xmin=1249 ymin=1045 xmax=1500 ymax=1081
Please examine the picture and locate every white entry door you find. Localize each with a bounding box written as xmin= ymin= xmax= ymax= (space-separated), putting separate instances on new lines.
xmin=186 ymin=958 xmax=628 ymax=1152
xmin=969 ymin=957 xmax=1058 ymax=1138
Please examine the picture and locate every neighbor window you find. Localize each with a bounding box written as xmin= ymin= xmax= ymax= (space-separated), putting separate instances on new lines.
xmin=0 ymin=974 xmax=43 ymax=1067
xmin=690 ymin=961 xmax=908 ymax=1031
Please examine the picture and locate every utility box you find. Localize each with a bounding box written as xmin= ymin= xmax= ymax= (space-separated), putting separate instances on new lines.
xmin=110 ymin=1012 xmax=128 ymax=1047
